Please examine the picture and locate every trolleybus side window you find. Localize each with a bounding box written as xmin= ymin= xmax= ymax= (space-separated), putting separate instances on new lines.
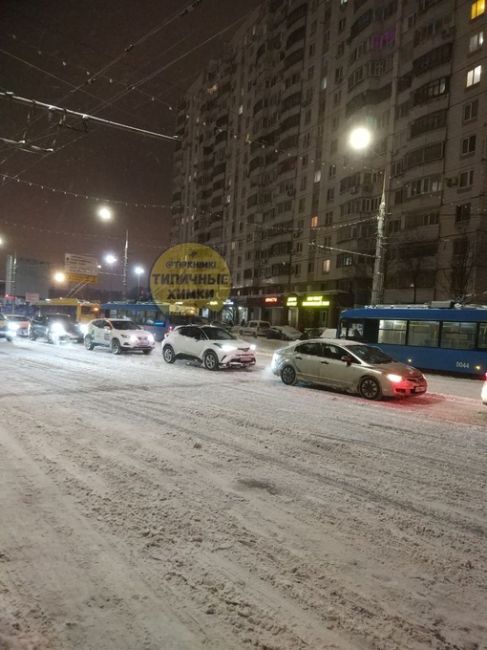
xmin=440 ymin=321 xmax=477 ymax=350
xmin=407 ymin=320 xmax=439 ymax=347
xmin=479 ymin=323 xmax=487 ymax=349
xmin=378 ymin=319 xmax=406 ymax=345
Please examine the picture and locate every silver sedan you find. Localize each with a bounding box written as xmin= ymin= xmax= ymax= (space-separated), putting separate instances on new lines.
xmin=271 ymin=339 xmax=427 ymax=400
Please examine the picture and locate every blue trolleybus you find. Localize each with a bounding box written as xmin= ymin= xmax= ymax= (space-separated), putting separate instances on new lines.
xmin=338 ymin=305 xmax=487 ymax=376
xmin=101 ymin=302 xmax=206 ymax=341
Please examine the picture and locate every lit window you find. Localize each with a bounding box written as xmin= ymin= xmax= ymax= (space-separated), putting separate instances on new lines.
xmin=471 ymin=0 xmax=485 ymax=19
xmin=322 ymin=259 xmax=331 ymax=273
xmin=314 ymin=170 xmax=322 ymax=183
xmin=466 ymin=65 xmax=482 ymax=86
xmin=321 ymin=76 xmax=328 ymax=90
xmin=469 ymin=31 xmax=484 ymax=52
xmin=311 ymin=215 xmax=319 ymax=228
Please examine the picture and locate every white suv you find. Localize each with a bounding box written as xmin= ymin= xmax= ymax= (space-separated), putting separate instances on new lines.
xmin=239 ymin=320 xmax=271 ymax=337
xmin=84 ymin=318 xmax=155 ymax=354
xmin=162 ymin=325 xmax=256 ymax=370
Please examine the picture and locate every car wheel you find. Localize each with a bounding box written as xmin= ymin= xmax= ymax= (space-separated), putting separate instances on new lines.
xmin=142 ymin=349 xmax=152 ymax=355
xmin=111 ymin=338 xmax=122 ymax=355
xmin=84 ymin=335 xmax=95 ymax=350
xmin=203 ymin=350 xmax=219 ymax=371
xmin=6 ymin=335 xmax=13 ymax=343
xmin=162 ymin=345 xmax=176 ymax=363
xmin=359 ymin=376 xmax=382 ymax=400
xmin=29 ymin=331 xmax=37 ymax=340
xmin=281 ymin=365 xmax=297 ymax=386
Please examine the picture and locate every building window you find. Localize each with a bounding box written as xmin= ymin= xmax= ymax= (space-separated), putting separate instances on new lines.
xmin=324 ymin=211 xmax=333 ymax=226
xmin=463 ymin=99 xmax=479 ymax=122
xmin=311 ymin=215 xmax=319 ymax=228
xmin=461 ymin=134 xmax=476 ymax=154
xmin=466 ymin=65 xmax=482 ymax=86
xmin=314 ymin=170 xmax=322 ymax=183
xmin=455 ymin=203 xmax=471 ymax=223
xmin=337 ymin=253 xmax=353 ymax=268
xmin=322 ymin=259 xmax=331 ymax=273
xmin=459 ymin=170 xmax=474 ymax=187
xmin=338 ymin=18 xmax=346 ymax=33
xmin=328 ymin=164 xmax=336 ymax=178
xmin=471 ymin=0 xmax=485 ymax=20
xmin=321 ymin=75 xmax=328 ymax=90
xmin=326 ymin=188 xmax=335 ymax=202
xmin=469 ymin=31 xmax=484 ymax=52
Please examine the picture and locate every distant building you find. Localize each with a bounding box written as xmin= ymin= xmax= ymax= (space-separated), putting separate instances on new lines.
xmin=171 ymin=0 xmax=487 ymax=327
xmin=5 ymin=255 xmax=51 ymax=300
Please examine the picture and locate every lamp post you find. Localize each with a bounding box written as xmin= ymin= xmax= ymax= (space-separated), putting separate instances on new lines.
xmin=97 ymin=206 xmax=129 ymax=300
xmin=348 ymin=126 xmax=387 ymax=305
xmin=134 ymin=265 xmax=144 ymax=295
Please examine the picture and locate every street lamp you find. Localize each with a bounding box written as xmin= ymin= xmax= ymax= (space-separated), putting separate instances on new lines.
xmin=53 ymin=271 xmax=67 ymax=283
xmin=347 ymin=126 xmax=387 ymax=305
xmin=96 ymin=207 xmax=129 ymax=300
xmin=104 ymin=253 xmax=118 ymax=265
xmin=97 ymin=205 xmax=113 ymax=222
xmin=134 ymin=266 xmax=144 ymax=295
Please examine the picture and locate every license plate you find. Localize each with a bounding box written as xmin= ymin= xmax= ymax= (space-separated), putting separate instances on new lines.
xmin=414 ymin=386 xmax=426 ymax=393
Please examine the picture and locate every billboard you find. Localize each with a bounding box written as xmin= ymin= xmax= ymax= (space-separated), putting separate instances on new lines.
xmin=65 ymin=253 xmax=98 ymax=284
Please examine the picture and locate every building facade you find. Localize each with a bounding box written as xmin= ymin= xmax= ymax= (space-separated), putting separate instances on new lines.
xmin=170 ymin=0 xmax=487 ymax=327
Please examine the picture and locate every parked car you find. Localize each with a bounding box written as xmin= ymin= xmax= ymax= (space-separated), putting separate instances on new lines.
xmin=29 ymin=313 xmax=83 ymax=343
xmin=0 ymin=313 xmax=13 ymax=342
xmin=482 ymin=373 xmax=487 ymax=405
xmin=210 ymin=320 xmax=233 ymax=331
xmin=84 ymin=318 xmax=155 ymax=354
xmin=271 ymin=338 xmax=427 ymax=400
xmin=6 ymin=314 xmax=31 ymax=337
xmin=162 ymin=325 xmax=256 ymax=370
xmin=239 ymin=320 xmax=271 ymax=337
xmin=264 ymin=325 xmax=302 ymax=341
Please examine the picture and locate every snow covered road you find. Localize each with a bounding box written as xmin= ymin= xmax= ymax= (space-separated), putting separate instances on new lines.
xmin=0 ymin=339 xmax=486 ymax=649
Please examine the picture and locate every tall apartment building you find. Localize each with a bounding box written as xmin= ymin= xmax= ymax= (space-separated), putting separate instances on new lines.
xmin=170 ymin=0 xmax=487 ymax=328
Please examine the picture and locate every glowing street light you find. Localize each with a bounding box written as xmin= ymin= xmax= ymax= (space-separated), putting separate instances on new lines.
xmin=97 ymin=205 xmax=113 ymax=222
xmin=0 ymin=235 xmax=4 ymax=247
xmin=104 ymin=253 xmax=118 ymax=265
xmin=53 ymin=271 xmax=67 ymax=283
xmin=348 ymin=126 xmax=373 ymax=151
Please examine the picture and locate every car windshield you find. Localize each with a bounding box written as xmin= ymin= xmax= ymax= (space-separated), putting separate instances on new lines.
xmin=8 ymin=315 xmax=27 ymax=321
xmin=201 ymin=326 xmax=235 ymax=340
xmin=347 ymin=344 xmax=394 ymax=364
xmin=111 ymin=320 xmax=140 ymax=330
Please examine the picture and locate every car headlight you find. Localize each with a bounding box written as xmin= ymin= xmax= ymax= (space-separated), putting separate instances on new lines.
xmin=147 ymin=333 xmax=154 ymax=343
xmin=221 ymin=344 xmax=236 ymax=352
xmin=386 ymin=373 xmax=403 ymax=383
xmin=79 ymin=323 xmax=88 ymax=335
xmin=51 ymin=322 xmax=66 ymax=335
xmin=129 ymin=334 xmax=138 ymax=343
xmin=8 ymin=322 xmax=19 ymax=331
xmin=250 ymin=344 xmax=256 ymax=351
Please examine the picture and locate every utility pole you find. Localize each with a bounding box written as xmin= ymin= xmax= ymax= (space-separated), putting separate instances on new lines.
xmin=370 ymin=177 xmax=386 ymax=305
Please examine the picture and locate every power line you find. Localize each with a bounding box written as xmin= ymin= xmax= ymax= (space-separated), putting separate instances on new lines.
xmin=0 ymin=91 xmax=177 ymax=142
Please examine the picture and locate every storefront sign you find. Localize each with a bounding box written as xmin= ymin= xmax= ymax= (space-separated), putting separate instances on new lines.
xmin=302 ymin=295 xmax=331 ymax=308
xmin=150 ymin=243 xmax=231 ymax=310
xmin=264 ymin=296 xmax=279 ymax=305
xmin=286 ymin=295 xmax=298 ymax=307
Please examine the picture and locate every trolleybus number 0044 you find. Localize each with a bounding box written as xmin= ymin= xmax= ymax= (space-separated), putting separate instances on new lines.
xmin=456 ymin=361 xmax=470 ymax=369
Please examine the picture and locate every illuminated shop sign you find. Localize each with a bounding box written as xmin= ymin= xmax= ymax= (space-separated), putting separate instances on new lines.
xmin=264 ymin=296 xmax=279 ymax=304
xmin=286 ymin=296 xmax=298 ymax=307
xmin=301 ymin=295 xmax=331 ymax=308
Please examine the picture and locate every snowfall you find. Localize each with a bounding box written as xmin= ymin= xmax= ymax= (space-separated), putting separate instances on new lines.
xmin=0 ymin=337 xmax=486 ymax=650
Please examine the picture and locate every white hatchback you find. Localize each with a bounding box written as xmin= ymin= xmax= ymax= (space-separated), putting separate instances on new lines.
xmin=162 ymin=325 xmax=256 ymax=370
xmin=84 ymin=318 xmax=155 ymax=354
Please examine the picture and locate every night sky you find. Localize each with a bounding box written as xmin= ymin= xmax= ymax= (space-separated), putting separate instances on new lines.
xmin=0 ymin=0 xmax=262 ymax=287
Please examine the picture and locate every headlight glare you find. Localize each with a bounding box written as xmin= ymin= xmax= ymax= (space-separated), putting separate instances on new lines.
xmin=386 ymin=373 xmax=403 ymax=383
xmin=51 ymin=322 xmax=66 ymax=335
